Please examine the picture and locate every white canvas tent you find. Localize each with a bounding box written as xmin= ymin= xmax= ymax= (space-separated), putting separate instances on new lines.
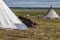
xmin=43 ymin=6 xmax=60 ymax=19
xmin=0 ymin=0 xmax=27 ymax=30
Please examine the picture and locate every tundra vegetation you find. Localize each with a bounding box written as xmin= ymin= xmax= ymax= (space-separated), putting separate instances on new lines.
xmin=0 ymin=8 xmax=60 ymax=40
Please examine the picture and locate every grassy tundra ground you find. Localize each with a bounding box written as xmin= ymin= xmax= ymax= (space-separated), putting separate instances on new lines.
xmin=0 ymin=8 xmax=60 ymax=40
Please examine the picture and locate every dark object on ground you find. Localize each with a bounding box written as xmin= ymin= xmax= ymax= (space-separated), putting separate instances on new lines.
xmin=18 ymin=16 xmax=36 ymax=27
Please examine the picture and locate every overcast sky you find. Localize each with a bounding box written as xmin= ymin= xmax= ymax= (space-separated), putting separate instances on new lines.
xmin=3 ymin=0 xmax=60 ymax=7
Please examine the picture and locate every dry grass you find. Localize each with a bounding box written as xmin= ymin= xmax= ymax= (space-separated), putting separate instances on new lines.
xmin=0 ymin=17 xmax=60 ymax=40
xmin=0 ymin=8 xmax=60 ymax=40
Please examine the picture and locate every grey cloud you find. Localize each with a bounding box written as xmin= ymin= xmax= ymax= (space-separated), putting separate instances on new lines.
xmin=3 ymin=0 xmax=60 ymax=7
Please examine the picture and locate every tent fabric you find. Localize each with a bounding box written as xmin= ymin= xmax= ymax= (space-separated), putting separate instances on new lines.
xmin=44 ymin=8 xmax=60 ymax=19
xmin=0 ymin=0 xmax=27 ymax=30
xmin=18 ymin=16 xmax=34 ymax=27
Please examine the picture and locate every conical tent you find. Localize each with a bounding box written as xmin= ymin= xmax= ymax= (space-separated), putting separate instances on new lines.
xmin=0 ymin=0 xmax=27 ymax=30
xmin=43 ymin=7 xmax=60 ymax=19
